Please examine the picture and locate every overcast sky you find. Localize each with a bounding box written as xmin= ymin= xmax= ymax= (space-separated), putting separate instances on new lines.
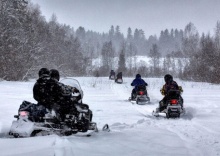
xmin=31 ymin=0 xmax=220 ymax=38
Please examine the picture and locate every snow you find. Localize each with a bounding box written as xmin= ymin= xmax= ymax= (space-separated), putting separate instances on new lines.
xmin=0 ymin=77 xmax=220 ymax=156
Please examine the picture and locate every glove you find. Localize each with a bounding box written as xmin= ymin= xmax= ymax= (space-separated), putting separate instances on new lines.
xmin=160 ymin=88 xmax=165 ymax=96
xmin=179 ymin=86 xmax=183 ymax=92
xmin=73 ymin=88 xmax=79 ymax=93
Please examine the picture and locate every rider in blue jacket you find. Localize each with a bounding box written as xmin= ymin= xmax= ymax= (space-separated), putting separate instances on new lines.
xmin=131 ymin=74 xmax=148 ymax=100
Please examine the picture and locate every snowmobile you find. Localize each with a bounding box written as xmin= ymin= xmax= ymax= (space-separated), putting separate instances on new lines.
xmin=152 ymin=89 xmax=185 ymax=118
xmin=129 ymin=85 xmax=150 ymax=104
xmin=109 ymin=74 xmax=115 ymax=80
xmin=115 ymin=72 xmax=123 ymax=84
xmin=9 ymin=78 xmax=109 ymax=138
xmin=115 ymin=77 xmax=123 ymax=84
xmin=109 ymin=70 xmax=116 ymax=80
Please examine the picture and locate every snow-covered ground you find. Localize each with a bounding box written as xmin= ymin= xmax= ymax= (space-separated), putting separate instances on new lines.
xmin=0 ymin=77 xmax=220 ymax=156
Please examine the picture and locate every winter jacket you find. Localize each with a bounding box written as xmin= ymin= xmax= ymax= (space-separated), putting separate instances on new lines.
xmin=131 ymin=77 xmax=148 ymax=91
xmin=47 ymin=78 xmax=73 ymax=106
xmin=160 ymin=80 xmax=179 ymax=96
xmin=33 ymin=75 xmax=51 ymax=108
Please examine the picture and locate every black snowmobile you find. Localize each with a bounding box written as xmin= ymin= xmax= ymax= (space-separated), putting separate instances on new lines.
xmin=152 ymin=89 xmax=185 ymax=118
xmin=115 ymin=72 xmax=123 ymax=84
xmin=129 ymin=84 xmax=150 ymax=104
xmin=9 ymin=78 xmax=109 ymax=138
xmin=109 ymin=70 xmax=115 ymax=80
xmin=109 ymin=75 xmax=115 ymax=80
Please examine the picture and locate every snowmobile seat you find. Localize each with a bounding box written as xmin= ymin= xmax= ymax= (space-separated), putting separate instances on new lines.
xmin=137 ymin=85 xmax=146 ymax=91
xmin=167 ymin=90 xmax=180 ymax=99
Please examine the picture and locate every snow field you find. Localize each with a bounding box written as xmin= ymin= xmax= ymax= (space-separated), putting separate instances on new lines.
xmin=0 ymin=77 xmax=220 ymax=156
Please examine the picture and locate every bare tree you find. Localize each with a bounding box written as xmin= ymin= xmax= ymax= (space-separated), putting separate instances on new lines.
xmin=149 ymin=44 xmax=161 ymax=76
xmin=182 ymin=22 xmax=199 ymax=57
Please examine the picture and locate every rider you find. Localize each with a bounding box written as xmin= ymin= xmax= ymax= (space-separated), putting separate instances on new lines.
xmin=46 ymin=69 xmax=77 ymax=119
xmin=49 ymin=69 xmax=93 ymax=121
xmin=116 ymin=72 xmax=122 ymax=79
xmin=109 ymin=70 xmax=115 ymax=79
xmin=18 ymin=68 xmax=50 ymax=122
xmin=33 ymin=68 xmax=51 ymax=107
xmin=32 ymin=68 xmax=51 ymax=119
xmin=50 ymin=69 xmax=81 ymax=102
xmin=131 ymin=74 xmax=148 ymax=100
xmin=156 ymin=74 xmax=183 ymax=113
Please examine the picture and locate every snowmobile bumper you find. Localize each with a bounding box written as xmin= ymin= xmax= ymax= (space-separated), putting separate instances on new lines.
xmin=115 ymin=79 xmax=123 ymax=84
xmin=9 ymin=119 xmax=35 ymax=137
xmin=136 ymin=95 xmax=150 ymax=104
xmin=89 ymin=122 xmax=98 ymax=132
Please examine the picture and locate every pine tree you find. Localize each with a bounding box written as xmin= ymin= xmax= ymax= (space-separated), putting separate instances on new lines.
xmin=149 ymin=44 xmax=161 ymax=76
xmin=118 ymin=43 xmax=126 ymax=73
xmin=100 ymin=41 xmax=115 ymax=75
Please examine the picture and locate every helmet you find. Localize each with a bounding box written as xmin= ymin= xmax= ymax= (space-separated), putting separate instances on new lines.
xmin=38 ymin=68 xmax=50 ymax=78
xmin=164 ymin=74 xmax=173 ymax=83
xmin=136 ymin=74 xmax=141 ymax=78
xmin=50 ymin=69 xmax=60 ymax=81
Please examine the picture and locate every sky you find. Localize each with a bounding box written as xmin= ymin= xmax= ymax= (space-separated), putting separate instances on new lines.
xmin=0 ymin=77 xmax=220 ymax=155
xmin=31 ymin=0 xmax=220 ymax=38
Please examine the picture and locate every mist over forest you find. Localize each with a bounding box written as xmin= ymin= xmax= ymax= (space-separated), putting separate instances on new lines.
xmin=1 ymin=0 xmax=220 ymax=83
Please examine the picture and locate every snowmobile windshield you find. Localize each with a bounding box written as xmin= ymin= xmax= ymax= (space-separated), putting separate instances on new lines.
xmin=60 ymin=78 xmax=84 ymax=98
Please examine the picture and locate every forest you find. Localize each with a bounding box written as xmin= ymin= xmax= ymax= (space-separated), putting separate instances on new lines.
xmin=1 ymin=0 xmax=220 ymax=83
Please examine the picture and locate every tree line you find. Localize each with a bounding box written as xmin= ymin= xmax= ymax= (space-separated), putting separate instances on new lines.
xmin=1 ymin=0 xmax=220 ymax=83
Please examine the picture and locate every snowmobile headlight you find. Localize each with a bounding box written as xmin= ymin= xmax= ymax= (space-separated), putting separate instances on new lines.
xmin=19 ymin=111 xmax=29 ymax=116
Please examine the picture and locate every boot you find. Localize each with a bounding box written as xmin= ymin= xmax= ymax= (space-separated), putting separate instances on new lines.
xmin=153 ymin=108 xmax=159 ymax=117
xmin=159 ymin=101 xmax=164 ymax=107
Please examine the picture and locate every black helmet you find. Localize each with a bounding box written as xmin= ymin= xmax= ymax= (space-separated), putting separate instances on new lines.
xmin=50 ymin=69 xmax=60 ymax=81
xmin=164 ymin=74 xmax=173 ymax=83
xmin=38 ymin=68 xmax=50 ymax=78
xmin=136 ymin=74 xmax=141 ymax=78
